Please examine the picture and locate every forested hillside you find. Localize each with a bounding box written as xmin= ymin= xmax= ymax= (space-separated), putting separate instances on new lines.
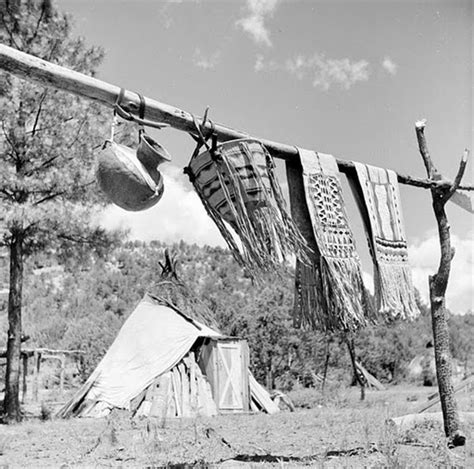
xmin=0 ymin=241 xmax=472 ymax=390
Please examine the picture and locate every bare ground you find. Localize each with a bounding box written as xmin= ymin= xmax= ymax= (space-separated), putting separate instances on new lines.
xmin=0 ymin=385 xmax=473 ymax=468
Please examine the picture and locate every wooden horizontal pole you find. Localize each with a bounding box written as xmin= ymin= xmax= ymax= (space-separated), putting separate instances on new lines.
xmin=0 ymin=44 xmax=469 ymax=191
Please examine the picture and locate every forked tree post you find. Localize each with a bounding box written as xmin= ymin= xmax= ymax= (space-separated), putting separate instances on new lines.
xmin=415 ymin=119 xmax=468 ymax=447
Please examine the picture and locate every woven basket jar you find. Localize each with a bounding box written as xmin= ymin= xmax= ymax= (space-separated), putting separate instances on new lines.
xmin=188 ymin=139 xmax=272 ymax=224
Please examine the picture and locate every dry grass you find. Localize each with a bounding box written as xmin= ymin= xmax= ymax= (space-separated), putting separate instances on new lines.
xmin=0 ymin=384 xmax=472 ymax=468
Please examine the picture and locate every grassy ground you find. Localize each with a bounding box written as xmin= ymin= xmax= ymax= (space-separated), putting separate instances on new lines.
xmin=0 ymin=384 xmax=472 ymax=468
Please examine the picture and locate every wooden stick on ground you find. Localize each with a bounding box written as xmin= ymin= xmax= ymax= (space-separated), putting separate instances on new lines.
xmin=390 ymin=412 xmax=474 ymax=433
xmin=419 ymin=375 xmax=474 ymax=412
xmin=346 ymin=336 xmax=365 ymax=401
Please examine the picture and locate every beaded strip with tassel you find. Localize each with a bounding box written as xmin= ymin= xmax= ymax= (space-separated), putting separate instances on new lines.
xmin=286 ymin=149 xmax=369 ymax=332
xmin=348 ymin=162 xmax=419 ymax=320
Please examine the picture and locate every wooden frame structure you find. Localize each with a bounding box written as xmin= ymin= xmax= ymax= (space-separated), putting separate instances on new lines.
xmin=0 ymin=347 xmax=84 ymax=401
xmin=0 ymin=43 xmax=472 ymax=444
xmin=0 ymin=44 xmax=470 ymax=195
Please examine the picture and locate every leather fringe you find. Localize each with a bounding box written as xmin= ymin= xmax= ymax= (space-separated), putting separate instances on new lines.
xmin=375 ymin=262 xmax=419 ymax=320
xmin=190 ymin=141 xmax=310 ymax=279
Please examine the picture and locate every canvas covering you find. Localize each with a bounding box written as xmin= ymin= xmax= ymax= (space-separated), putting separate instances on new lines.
xmin=64 ymin=294 xmax=221 ymax=412
xmin=58 ymin=294 xmax=279 ymax=418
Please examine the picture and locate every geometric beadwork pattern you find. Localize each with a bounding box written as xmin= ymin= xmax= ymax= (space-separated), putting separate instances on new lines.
xmin=357 ymin=166 xmax=409 ymax=264
xmin=307 ymin=173 xmax=358 ymax=259
xmin=374 ymin=237 xmax=409 ymax=264
xmin=293 ymin=148 xmax=367 ymax=331
xmin=350 ymin=162 xmax=419 ymax=319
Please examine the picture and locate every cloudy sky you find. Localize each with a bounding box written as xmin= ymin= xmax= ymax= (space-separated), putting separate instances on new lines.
xmin=62 ymin=0 xmax=472 ymax=313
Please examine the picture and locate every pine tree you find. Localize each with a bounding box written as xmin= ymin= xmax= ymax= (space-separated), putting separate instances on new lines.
xmin=0 ymin=0 xmax=115 ymax=422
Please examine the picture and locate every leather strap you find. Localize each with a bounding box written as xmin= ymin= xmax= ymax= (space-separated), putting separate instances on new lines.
xmin=138 ymin=93 xmax=146 ymax=120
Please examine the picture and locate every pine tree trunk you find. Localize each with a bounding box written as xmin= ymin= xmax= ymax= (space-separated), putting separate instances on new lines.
xmin=3 ymin=230 xmax=24 ymax=423
xmin=429 ymin=198 xmax=464 ymax=446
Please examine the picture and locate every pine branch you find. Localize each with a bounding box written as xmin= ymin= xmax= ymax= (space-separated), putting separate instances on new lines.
xmin=31 ymin=90 xmax=48 ymax=137
xmin=33 ymin=190 xmax=67 ymax=206
xmin=66 ymin=116 xmax=87 ymax=149
xmin=25 ymin=4 xmax=47 ymax=51
xmin=24 ymin=154 xmax=61 ymax=176
xmin=57 ymin=233 xmax=99 ymax=245
xmin=0 ymin=188 xmax=15 ymax=199
xmin=1 ymin=120 xmax=20 ymax=162
xmin=32 ymin=181 xmax=94 ymax=205
xmin=47 ymin=37 xmax=60 ymax=62
xmin=24 ymin=116 xmax=75 ymax=136
xmin=0 ymin=11 xmax=21 ymax=50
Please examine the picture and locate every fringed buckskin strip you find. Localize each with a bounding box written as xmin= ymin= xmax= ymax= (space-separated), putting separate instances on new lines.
xmin=186 ymin=138 xmax=309 ymax=278
xmin=286 ymin=149 xmax=368 ymax=332
xmin=349 ymin=162 xmax=419 ymax=320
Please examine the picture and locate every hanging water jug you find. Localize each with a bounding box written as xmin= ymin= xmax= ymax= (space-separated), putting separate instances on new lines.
xmin=97 ymin=132 xmax=171 ymax=212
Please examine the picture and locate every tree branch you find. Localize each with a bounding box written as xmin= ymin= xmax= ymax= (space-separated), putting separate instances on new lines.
xmin=66 ymin=116 xmax=87 ymax=149
xmin=23 ymin=221 xmax=39 ymax=236
xmin=0 ymin=188 xmax=15 ymax=199
xmin=33 ymin=190 xmax=67 ymax=206
xmin=415 ymin=119 xmax=441 ymax=180
xmin=1 ymin=121 xmax=20 ymax=162
xmin=47 ymin=37 xmax=60 ymax=62
xmin=0 ymin=12 xmax=21 ymax=50
xmin=31 ymin=90 xmax=48 ymax=137
xmin=25 ymin=4 xmax=46 ymax=51
xmin=58 ymin=233 xmax=100 ymax=245
xmin=446 ymin=150 xmax=470 ymax=201
xmin=24 ymin=116 xmax=75 ymax=136
xmin=24 ymin=154 xmax=61 ymax=177
xmin=32 ymin=181 xmax=94 ymax=205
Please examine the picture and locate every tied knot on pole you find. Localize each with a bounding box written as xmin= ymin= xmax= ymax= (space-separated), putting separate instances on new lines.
xmin=113 ymin=88 xmax=169 ymax=130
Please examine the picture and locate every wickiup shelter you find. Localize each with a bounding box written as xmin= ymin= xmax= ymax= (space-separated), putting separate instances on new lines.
xmin=57 ymin=294 xmax=278 ymax=419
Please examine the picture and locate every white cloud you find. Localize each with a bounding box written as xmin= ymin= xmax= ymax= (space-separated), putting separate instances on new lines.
xmin=285 ymin=54 xmax=370 ymax=91
xmin=192 ymin=48 xmax=220 ymax=70
xmin=254 ymin=54 xmax=278 ymax=72
xmin=159 ymin=0 xmax=201 ymax=28
xmin=409 ymin=231 xmax=474 ymax=313
xmin=98 ymin=164 xmax=226 ymax=247
xmin=254 ymin=54 xmax=265 ymax=72
xmin=236 ymin=0 xmax=280 ymax=47
xmin=382 ymin=56 xmax=398 ymax=75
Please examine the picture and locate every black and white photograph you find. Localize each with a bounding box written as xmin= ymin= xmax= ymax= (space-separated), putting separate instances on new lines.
xmin=0 ymin=0 xmax=473 ymax=466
